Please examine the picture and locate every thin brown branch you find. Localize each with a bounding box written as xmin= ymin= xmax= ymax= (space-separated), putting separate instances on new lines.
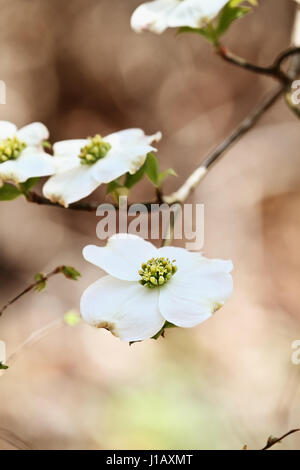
xmin=284 ymin=4 xmax=300 ymax=113
xmin=216 ymin=45 xmax=300 ymax=85
xmin=164 ymin=85 xmax=284 ymax=205
xmin=261 ymin=429 xmax=300 ymax=451
xmin=0 ymin=266 xmax=73 ymax=316
xmin=6 ymin=318 xmax=64 ymax=367
xmin=0 ymin=426 xmax=33 ymax=450
xmin=25 ymin=191 xmax=160 ymax=212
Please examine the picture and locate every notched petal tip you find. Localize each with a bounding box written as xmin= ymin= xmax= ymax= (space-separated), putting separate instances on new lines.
xmin=44 ymin=192 xmax=69 ymax=208
xmin=94 ymin=321 xmax=119 ymax=337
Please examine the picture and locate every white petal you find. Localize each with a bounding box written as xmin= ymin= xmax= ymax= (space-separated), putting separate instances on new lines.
xmin=83 ymin=234 xmax=158 ymax=281
xmin=53 ymin=139 xmax=88 ymax=157
xmin=42 ymin=164 xmax=100 ymax=207
xmin=0 ymin=150 xmax=55 ymax=184
xmin=17 ymin=122 xmax=49 ymax=147
xmin=158 ymin=246 xmax=206 ymax=273
xmin=104 ymin=128 xmax=161 ymax=146
xmin=159 ymin=256 xmax=233 ymax=327
xmin=80 ymin=275 xmax=165 ymax=342
xmin=0 ymin=121 xmax=17 ymax=140
xmin=51 ymin=140 xmax=89 ymax=174
xmin=131 ymin=0 xmax=179 ymax=33
xmin=168 ymin=0 xmax=228 ymax=28
xmin=92 ymin=129 xmax=161 ymax=183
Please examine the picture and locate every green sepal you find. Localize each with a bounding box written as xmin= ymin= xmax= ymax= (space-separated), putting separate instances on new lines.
xmin=0 ymin=183 xmax=22 ymax=201
xmin=19 ymin=177 xmax=40 ymax=195
xmin=152 ymin=322 xmax=177 ymax=340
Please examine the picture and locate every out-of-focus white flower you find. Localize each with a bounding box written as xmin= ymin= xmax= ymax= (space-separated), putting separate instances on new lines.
xmin=80 ymin=234 xmax=233 ymax=342
xmin=43 ymin=129 xmax=161 ymax=208
xmin=0 ymin=121 xmax=54 ymax=185
xmin=0 ymin=341 xmax=6 ymax=364
xmin=131 ymin=0 xmax=228 ymax=34
xmin=0 ymin=340 xmax=7 ymax=374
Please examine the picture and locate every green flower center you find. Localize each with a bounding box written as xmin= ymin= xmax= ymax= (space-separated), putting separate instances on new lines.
xmin=79 ymin=134 xmax=112 ymax=165
xmin=139 ymin=257 xmax=177 ymax=288
xmin=0 ymin=136 xmax=27 ymax=164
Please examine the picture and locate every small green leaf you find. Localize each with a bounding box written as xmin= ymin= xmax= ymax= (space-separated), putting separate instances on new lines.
xmin=216 ymin=5 xmax=250 ymax=37
xmin=178 ymin=25 xmax=218 ymax=44
xmin=229 ymin=0 xmax=257 ymax=6
xmin=125 ymin=164 xmax=146 ymax=189
xmin=266 ymin=435 xmax=280 ymax=446
xmin=145 ymin=152 xmax=160 ymax=187
xmin=34 ymin=273 xmax=47 ymax=292
xmin=19 ymin=177 xmax=40 ymax=195
xmin=106 ymin=180 xmax=123 ymax=195
xmin=62 ymin=266 xmax=81 ymax=281
xmin=0 ymin=362 xmax=8 ymax=370
xmin=42 ymin=141 xmax=52 ymax=150
xmin=34 ymin=273 xmax=44 ymax=282
xmin=0 ymin=183 xmax=22 ymax=201
xmin=215 ymin=1 xmax=257 ymax=38
xmin=64 ymin=310 xmax=82 ymax=327
xmin=158 ymin=168 xmax=177 ymax=186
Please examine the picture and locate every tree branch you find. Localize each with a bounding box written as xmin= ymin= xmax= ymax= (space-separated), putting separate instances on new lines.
xmin=6 ymin=318 xmax=64 ymax=367
xmin=261 ymin=429 xmax=300 ymax=451
xmin=216 ymin=45 xmax=300 ymax=85
xmin=25 ymin=191 xmax=160 ymax=213
xmin=163 ymin=85 xmax=284 ymax=205
xmin=0 ymin=266 xmax=79 ymax=316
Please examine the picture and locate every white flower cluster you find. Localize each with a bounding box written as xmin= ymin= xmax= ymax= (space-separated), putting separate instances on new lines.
xmin=0 ymin=121 xmax=161 ymax=207
xmin=131 ymin=0 xmax=229 ymax=34
xmin=0 ymin=1 xmax=237 ymax=344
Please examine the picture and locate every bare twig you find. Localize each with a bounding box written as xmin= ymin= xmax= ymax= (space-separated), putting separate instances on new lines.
xmin=0 ymin=426 xmax=33 ymax=450
xmin=163 ymin=85 xmax=283 ymax=205
xmin=6 ymin=318 xmax=64 ymax=367
xmin=216 ymin=45 xmax=300 ymax=85
xmin=164 ymin=6 xmax=300 ymax=208
xmin=261 ymin=429 xmax=300 ymax=451
xmin=284 ymin=3 xmax=300 ymax=114
xmin=0 ymin=266 xmax=78 ymax=316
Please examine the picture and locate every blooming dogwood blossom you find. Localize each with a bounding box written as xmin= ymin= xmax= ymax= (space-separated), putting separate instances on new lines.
xmin=131 ymin=0 xmax=229 ymax=34
xmin=43 ymin=129 xmax=161 ymax=207
xmin=0 ymin=121 xmax=54 ymax=185
xmin=81 ymin=234 xmax=233 ymax=342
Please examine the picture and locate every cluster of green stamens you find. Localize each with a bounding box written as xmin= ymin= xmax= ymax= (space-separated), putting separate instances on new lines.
xmin=0 ymin=136 xmax=27 ymax=163
xmin=79 ymin=134 xmax=112 ymax=165
xmin=139 ymin=257 xmax=177 ymax=288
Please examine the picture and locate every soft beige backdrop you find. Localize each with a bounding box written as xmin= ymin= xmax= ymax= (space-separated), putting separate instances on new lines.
xmin=0 ymin=0 xmax=299 ymax=450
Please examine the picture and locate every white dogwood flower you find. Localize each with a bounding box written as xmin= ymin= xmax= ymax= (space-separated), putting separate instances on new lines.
xmin=81 ymin=234 xmax=233 ymax=342
xmin=43 ymin=129 xmax=161 ymax=208
xmin=0 ymin=121 xmax=54 ymax=185
xmin=131 ymin=0 xmax=228 ymax=34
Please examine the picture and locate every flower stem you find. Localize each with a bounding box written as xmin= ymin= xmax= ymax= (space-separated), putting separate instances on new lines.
xmin=6 ymin=318 xmax=64 ymax=367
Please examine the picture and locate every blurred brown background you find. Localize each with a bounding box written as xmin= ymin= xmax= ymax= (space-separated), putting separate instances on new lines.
xmin=0 ymin=0 xmax=300 ymax=450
